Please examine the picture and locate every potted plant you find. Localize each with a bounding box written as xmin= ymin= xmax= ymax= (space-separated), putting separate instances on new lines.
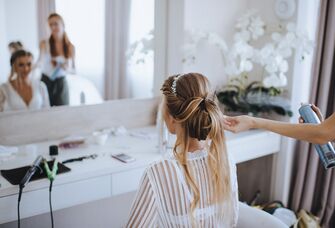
xmin=216 ymin=74 xmax=292 ymax=117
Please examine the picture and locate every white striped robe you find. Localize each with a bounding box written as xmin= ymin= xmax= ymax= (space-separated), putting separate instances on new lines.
xmin=126 ymin=150 xmax=239 ymax=227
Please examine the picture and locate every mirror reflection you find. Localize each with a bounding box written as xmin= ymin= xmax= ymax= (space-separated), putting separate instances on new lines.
xmin=0 ymin=0 xmax=155 ymax=113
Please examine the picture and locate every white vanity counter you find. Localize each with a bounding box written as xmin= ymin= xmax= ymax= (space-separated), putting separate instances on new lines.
xmin=0 ymin=126 xmax=281 ymax=224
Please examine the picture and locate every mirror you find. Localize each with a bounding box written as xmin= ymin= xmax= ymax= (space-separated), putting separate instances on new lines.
xmin=0 ymin=0 xmax=155 ymax=113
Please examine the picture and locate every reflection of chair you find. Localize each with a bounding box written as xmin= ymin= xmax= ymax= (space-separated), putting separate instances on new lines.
xmin=66 ymin=74 xmax=103 ymax=106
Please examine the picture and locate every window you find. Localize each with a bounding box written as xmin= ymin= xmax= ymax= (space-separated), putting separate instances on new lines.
xmin=128 ymin=0 xmax=155 ymax=98
xmin=56 ymin=0 xmax=155 ymax=99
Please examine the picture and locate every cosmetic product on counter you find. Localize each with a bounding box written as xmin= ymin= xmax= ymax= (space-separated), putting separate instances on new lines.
xmin=58 ymin=139 xmax=85 ymax=149
xmin=91 ymin=130 xmax=109 ymax=145
xmin=49 ymin=145 xmax=59 ymax=156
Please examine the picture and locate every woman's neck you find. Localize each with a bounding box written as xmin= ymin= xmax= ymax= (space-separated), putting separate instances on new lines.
xmin=52 ymin=34 xmax=63 ymax=42
xmin=188 ymin=138 xmax=205 ymax=152
xmin=175 ymin=125 xmax=205 ymax=152
xmin=12 ymin=76 xmax=30 ymax=87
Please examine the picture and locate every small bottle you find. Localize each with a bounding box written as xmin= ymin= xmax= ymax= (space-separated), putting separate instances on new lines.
xmin=298 ymin=104 xmax=335 ymax=169
xmin=49 ymin=145 xmax=59 ymax=157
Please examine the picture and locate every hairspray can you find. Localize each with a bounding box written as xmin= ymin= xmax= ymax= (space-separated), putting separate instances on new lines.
xmin=298 ymin=104 xmax=335 ymax=169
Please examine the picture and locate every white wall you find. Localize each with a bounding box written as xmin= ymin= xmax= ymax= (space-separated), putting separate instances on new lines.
xmin=0 ymin=0 xmax=9 ymax=83
xmin=4 ymin=0 xmax=39 ymax=55
xmin=0 ymin=0 xmax=38 ymax=83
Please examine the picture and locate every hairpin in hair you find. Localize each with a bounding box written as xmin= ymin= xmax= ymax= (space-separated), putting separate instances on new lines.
xmin=171 ymin=74 xmax=182 ymax=95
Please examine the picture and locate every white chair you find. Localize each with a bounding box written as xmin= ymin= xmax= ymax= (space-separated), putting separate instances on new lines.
xmin=66 ymin=74 xmax=103 ymax=106
xmin=237 ymin=202 xmax=288 ymax=228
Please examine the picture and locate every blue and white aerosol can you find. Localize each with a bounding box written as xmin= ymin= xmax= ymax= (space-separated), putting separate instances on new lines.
xmin=298 ymin=104 xmax=335 ymax=169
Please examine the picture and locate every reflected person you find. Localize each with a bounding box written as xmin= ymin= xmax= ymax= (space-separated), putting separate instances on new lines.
xmin=0 ymin=50 xmax=50 ymax=112
xmin=37 ymin=13 xmax=76 ymax=106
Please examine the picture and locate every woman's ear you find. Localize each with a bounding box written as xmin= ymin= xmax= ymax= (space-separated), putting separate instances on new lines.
xmin=165 ymin=113 xmax=177 ymax=134
xmin=11 ymin=64 xmax=17 ymax=74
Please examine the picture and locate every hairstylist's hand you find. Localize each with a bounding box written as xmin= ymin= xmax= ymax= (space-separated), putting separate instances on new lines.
xmin=299 ymin=104 xmax=324 ymax=123
xmin=223 ymin=115 xmax=254 ymax=133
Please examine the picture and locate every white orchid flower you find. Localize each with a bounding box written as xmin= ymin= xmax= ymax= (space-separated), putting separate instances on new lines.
xmin=278 ymin=73 xmax=288 ymax=86
xmin=271 ymin=32 xmax=282 ymax=42
xmin=249 ymin=16 xmax=265 ymax=40
xmin=279 ymin=60 xmax=289 ymax=73
xmin=258 ymin=44 xmax=275 ymax=64
xmin=234 ymin=30 xmax=251 ymax=42
xmin=235 ymin=41 xmax=254 ymax=58
xmin=263 ymin=74 xmax=278 ymax=87
xmin=239 ymin=59 xmax=253 ymax=72
xmin=265 ymin=60 xmax=278 ymax=74
xmin=263 ymin=73 xmax=287 ymax=88
xmin=236 ymin=9 xmax=258 ymax=29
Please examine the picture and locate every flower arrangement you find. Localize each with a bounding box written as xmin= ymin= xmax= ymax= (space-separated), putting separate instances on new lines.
xmin=126 ymin=30 xmax=154 ymax=64
xmin=183 ymin=9 xmax=313 ymax=117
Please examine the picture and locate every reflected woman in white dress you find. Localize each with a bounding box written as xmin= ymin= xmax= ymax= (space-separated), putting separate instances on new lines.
xmin=0 ymin=50 xmax=50 ymax=112
xmin=126 ymin=73 xmax=239 ymax=227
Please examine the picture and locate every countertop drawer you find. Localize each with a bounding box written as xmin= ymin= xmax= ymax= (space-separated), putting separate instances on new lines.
xmin=0 ymin=175 xmax=112 ymax=224
xmin=111 ymin=167 xmax=146 ymax=196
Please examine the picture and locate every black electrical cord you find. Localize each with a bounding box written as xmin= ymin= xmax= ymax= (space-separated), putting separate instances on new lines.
xmin=49 ymin=180 xmax=54 ymax=228
xmin=17 ymin=199 xmax=20 ymax=228
xmin=17 ymin=182 xmax=54 ymax=228
xmin=17 ymin=186 xmax=23 ymax=228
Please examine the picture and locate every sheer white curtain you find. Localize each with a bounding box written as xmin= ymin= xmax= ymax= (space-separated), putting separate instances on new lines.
xmin=56 ymin=0 xmax=105 ymax=96
xmin=104 ymin=0 xmax=132 ymax=99
xmin=36 ymin=0 xmax=55 ymax=41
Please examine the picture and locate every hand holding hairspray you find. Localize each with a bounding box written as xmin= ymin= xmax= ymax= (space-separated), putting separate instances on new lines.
xmin=299 ymin=104 xmax=335 ymax=169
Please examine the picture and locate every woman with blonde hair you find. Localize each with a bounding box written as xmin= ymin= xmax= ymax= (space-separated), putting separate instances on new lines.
xmin=37 ymin=13 xmax=75 ymax=106
xmin=126 ymin=73 xmax=238 ymax=227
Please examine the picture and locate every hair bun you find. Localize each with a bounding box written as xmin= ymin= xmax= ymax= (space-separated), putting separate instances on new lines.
xmin=161 ymin=73 xmax=221 ymax=141
xmin=199 ymin=97 xmax=217 ymax=112
xmin=199 ymin=98 xmax=206 ymax=111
